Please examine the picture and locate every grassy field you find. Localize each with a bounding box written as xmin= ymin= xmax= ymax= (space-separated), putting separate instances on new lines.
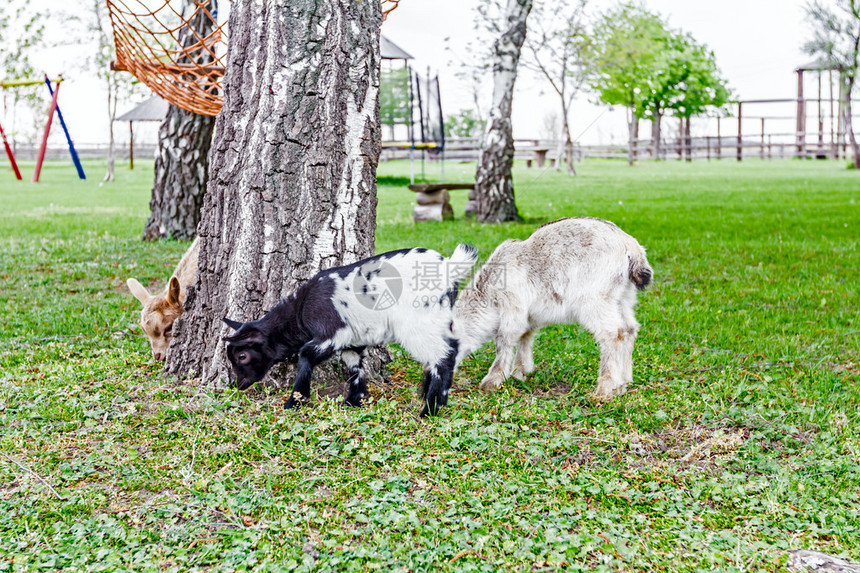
xmin=0 ymin=158 xmax=858 ymax=571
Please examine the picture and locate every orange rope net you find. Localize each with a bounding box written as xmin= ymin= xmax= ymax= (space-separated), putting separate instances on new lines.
xmin=108 ymin=0 xmax=402 ymax=117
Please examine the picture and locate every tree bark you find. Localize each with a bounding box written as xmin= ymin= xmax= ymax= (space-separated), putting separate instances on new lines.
xmin=651 ymin=111 xmax=662 ymax=159
xmin=103 ymin=82 xmax=116 ymax=183
xmin=142 ymin=0 xmax=218 ymax=241
xmin=563 ymin=133 xmax=576 ymax=176
xmin=843 ymin=74 xmax=860 ymax=169
xmin=632 ymin=118 xmax=639 ymax=162
xmin=557 ymin=99 xmax=576 ymax=175
xmin=474 ymin=0 xmax=533 ymax=224
xmin=627 ymin=107 xmax=636 ymax=166
xmin=143 ymin=105 xmax=215 ymax=240
xmin=166 ymin=0 xmax=383 ymax=391
xmin=685 ymin=115 xmax=692 ymax=162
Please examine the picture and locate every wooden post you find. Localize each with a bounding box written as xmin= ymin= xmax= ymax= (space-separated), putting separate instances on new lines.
xmin=796 ymin=69 xmax=805 ymax=156
xmin=761 ymin=118 xmax=765 ymax=160
xmin=717 ymin=117 xmax=722 ymax=159
xmin=706 ymin=136 xmax=711 ymax=161
xmin=818 ymin=71 xmax=824 ymax=152
xmin=129 ymin=121 xmax=134 ymax=170
xmin=633 ymin=118 xmax=639 ymax=161
xmin=678 ymin=117 xmax=684 ymax=160
xmin=830 ymin=69 xmax=836 ymax=159
xmin=838 ymin=75 xmax=846 ymax=158
xmin=737 ymin=102 xmax=743 ymax=162
xmin=768 ymin=134 xmax=772 ymax=159
xmin=685 ymin=116 xmax=692 ymax=162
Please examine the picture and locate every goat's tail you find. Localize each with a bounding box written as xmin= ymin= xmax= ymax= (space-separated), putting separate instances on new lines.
xmin=447 ymin=244 xmax=479 ymax=284
xmin=627 ymin=246 xmax=653 ymax=291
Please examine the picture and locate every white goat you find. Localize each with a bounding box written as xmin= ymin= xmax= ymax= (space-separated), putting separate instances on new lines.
xmin=454 ymin=217 xmax=652 ymax=400
xmin=127 ymin=237 xmax=199 ymax=361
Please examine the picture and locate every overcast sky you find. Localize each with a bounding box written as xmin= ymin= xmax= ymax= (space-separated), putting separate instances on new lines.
xmin=10 ymin=0 xmax=815 ymax=147
xmin=382 ymin=0 xmax=812 ymax=144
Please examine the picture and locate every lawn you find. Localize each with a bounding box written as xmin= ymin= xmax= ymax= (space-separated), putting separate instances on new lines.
xmin=0 ymin=158 xmax=858 ymax=571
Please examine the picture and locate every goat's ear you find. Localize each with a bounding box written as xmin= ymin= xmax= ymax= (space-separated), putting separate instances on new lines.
xmin=127 ymin=278 xmax=152 ymax=304
xmin=167 ymin=276 xmax=181 ymax=306
xmin=223 ymin=326 xmax=264 ymax=345
xmin=222 ymin=317 xmax=244 ymax=330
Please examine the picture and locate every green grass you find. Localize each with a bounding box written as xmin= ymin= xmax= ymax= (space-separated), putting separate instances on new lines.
xmin=0 ymin=157 xmax=858 ymax=571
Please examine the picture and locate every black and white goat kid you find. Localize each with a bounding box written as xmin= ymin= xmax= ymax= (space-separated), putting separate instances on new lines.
xmin=223 ymin=245 xmax=478 ymax=416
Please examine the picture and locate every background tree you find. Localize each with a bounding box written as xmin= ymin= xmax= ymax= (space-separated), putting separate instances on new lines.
xmin=473 ymin=0 xmax=533 ymax=223
xmin=804 ymin=0 xmax=860 ymax=168
xmin=590 ymin=1 xmax=668 ymax=165
xmin=166 ymin=0 xmax=383 ymax=390
xmin=521 ymin=0 xmax=590 ymax=176
xmin=445 ymin=26 xmax=493 ymax=143
xmin=0 ymin=2 xmax=47 ymax=149
xmin=379 ymin=65 xmax=410 ymax=141
xmin=55 ymin=0 xmax=146 ymax=182
xmin=667 ymin=35 xmax=731 ymax=161
xmin=445 ymin=109 xmax=485 ymax=138
xmin=634 ymin=31 xmax=687 ymax=159
xmin=143 ymin=103 xmax=215 ymax=240
xmin=70 ymin=1 xmax=146 ymax=183
xmin=637 ymin=32 xmax=731 ymax=160
xmin=142 ymin=0 xmax=218 ymax=240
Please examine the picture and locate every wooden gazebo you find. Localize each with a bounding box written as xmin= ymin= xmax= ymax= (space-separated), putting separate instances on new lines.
xmin=795 ymin=58 xmax=842 ymax=157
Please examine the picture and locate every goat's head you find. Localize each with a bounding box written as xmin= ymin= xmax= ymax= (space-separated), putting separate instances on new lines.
xmin=222 ymin=318 xmax=277 ymax=390
xmin=127 ymin=276 xmax=184 ymax=361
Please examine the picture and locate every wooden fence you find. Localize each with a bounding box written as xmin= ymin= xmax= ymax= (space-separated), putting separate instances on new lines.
xmin=8 ymin=142 xmax=157 ymax=162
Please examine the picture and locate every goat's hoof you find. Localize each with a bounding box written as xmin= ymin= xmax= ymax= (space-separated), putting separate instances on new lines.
xmin=420 ymin=401 xmax=441 ymax=418
xmin=589 ymin=383 xmax=628 ymax=402
xmin=284 ymin=397 xmax=304 ymax=410
xmin=511 ymin=368 xmax=531 ymax=382
xmin=343 ymin=394 xmax=364 ymax=408
xmin=479 ymin=377 xmax=502 ymax=392
xmin=588 ymin=391 xmax=611 ymax=403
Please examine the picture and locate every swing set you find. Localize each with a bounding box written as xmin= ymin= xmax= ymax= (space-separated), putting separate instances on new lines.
xmin=0 ymin=75 xmax=86 ymax=182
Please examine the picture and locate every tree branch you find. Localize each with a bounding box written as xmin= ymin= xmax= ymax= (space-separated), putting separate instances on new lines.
xmin=1 ymin=452 xmax=67 ymax=501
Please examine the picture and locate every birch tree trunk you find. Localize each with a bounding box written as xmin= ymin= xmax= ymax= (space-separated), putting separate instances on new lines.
xmin=166 ymin=0 xmax=383 ymax=390
xmin=143 ymin=0 xmax=217 ymax=240
xmin=474 ymin=0 xmax=533 ymax=224
xmin=143 ymin=105 xmax=215 ymax=240
xmin=627 ymin=107 xmax=636 ymax=166
xmin=561 ymin=100 xmax=576 ymax=175
xmin=843 ymin=74 xmax=860 ymax=169
xmin=103 ymin=82 xmax=116 ymax=183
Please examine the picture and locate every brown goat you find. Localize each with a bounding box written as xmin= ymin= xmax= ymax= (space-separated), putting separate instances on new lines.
xmin=127 ymin=238 xmax=199 ymax=361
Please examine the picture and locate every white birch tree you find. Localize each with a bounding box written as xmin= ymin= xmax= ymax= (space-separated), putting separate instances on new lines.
xmin=167 ymin=0 xmax=384 ymax=390
xmin=473 ymin=0 xmax=533 ymax=223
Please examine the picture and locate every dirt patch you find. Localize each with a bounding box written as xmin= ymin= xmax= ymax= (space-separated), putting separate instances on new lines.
xmin=624 ymin=426 xmax=752 ymax=473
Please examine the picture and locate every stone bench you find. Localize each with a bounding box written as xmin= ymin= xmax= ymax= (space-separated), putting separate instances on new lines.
xmin=408 ymin=183 xmax=475 ymax=222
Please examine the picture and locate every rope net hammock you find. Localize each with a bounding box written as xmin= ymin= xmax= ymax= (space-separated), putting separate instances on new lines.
xmin=107 ymin=0 xmax=402 ymax=117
